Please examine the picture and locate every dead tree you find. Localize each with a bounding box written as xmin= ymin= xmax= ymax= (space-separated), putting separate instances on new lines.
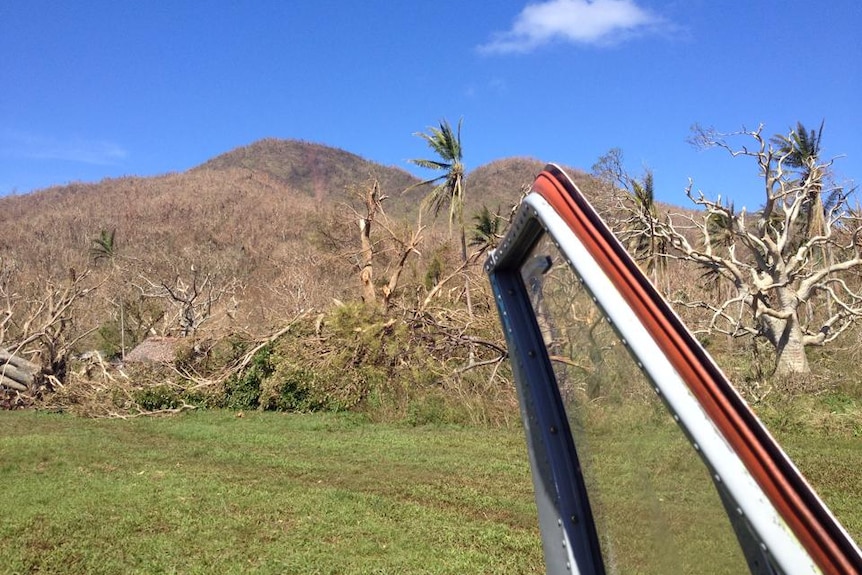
xmin=637 ymin=124 xmax=862 ymax=376
xmin=358 ymin=179 xmax=382 ymax=305
xmin=1 ymin=266 xmax=98 ymax=394
xmin=351 ymin=178 xmax=424 ymax=310
xmin=139 ymin=267 xmax=236 ymax=337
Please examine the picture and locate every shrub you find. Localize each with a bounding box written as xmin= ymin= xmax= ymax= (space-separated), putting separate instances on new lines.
xmin=223 ymin=345 xmax=274 ymax=410
xmin=259 ymin=365 xmax=323 ymax=412
xmin=407 ymin=393 xmax=452 ymax=426
xmin=96 ymin=322 xmax=123 ymax=360
xmin=133 ymin=385 xmax=182 ymax=411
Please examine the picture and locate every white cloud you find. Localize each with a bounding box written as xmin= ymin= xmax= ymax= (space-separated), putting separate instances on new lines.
xmin=479 ymin=0 xmax=662 ymax=54
xmin=1 ymin=131 xmax=128 ymax=165
xmin=465 ymin=77 xmax=508 ymax=99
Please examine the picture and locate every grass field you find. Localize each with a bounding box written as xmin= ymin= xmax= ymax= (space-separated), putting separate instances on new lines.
xmin=1 ymin=408 xmax=860 ymax=574
xmin=0 ymin=411 xmax=543 ymax=574
xmin=573 ymin=400 xmax=862 ymax=573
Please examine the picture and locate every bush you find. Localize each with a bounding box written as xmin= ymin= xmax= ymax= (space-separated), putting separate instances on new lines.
xmin=407 ymin=393 xmax=455 ymax=426
xmin=223 ymin=345 xmax=274 ymax=410
xmin=133 ymin=385 xmax=182 ymax=411
xmin=259 ymin=365 xmax=323 ymax=412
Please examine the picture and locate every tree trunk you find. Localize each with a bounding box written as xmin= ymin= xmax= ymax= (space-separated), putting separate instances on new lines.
xmin=0 ymin=350 xmax=40 ymax=373
xmin=359 ymin=217 xmax=374 ymax=304
xmin=459 ymin=227 xmax=474 ymax=319
xmin=0 ymin=350 xmax=39 ymax=392
xmin=0 ymin=375 xmax=27 ymax=392
xmin=773 ymin=321 xmax=810 ymax=376
xmin=358 ymin=181 xmax=380 ymax=307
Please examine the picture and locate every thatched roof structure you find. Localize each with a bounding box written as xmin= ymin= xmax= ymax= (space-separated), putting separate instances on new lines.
xmin=124 ymin=337 xmax=179 ymax=364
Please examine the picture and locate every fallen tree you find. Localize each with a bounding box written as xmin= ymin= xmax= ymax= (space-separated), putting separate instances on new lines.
xmin=0 ymin=349 xmax=40 ymax=391
xmin=0 ymin=265 xmax=98 ymax=402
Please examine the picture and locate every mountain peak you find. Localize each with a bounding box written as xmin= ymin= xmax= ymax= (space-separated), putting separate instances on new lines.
xmin=194 ymin=138 xmax=419 ymax=203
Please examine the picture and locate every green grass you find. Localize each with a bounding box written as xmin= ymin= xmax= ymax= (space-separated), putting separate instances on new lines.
xmin=568 ymin=397 xmax=862 ymax=574
xmin=576 ymin=405 xmax=751 ymax=574
xmin=0 ymin=411 xmax=543 ymax=574
xmin=1 ymin=406 xmax=860 ymax=574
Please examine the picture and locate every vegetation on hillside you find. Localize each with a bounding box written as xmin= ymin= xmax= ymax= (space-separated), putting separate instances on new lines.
xmin=1 ymin=126 xmax=860 ymax=423
xmin=0 ymin=136 xmax=538 ymax=420
xmin=195 ymin=138 xmax=422 ymax=211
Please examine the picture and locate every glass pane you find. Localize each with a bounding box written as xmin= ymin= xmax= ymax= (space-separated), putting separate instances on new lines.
xmin=520 ymin=233 xmax=749 ymax=575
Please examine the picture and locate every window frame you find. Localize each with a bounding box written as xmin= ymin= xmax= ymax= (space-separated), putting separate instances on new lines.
xmin=485 ymin=164 xmax=862 ymax=575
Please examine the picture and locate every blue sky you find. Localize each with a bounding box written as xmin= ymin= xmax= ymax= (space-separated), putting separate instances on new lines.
xmin=2 ymin=0 xmax=860 ymax=209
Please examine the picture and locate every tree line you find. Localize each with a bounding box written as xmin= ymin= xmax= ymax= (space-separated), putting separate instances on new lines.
xmin=2 ymin=118 xmax=860 ymax=414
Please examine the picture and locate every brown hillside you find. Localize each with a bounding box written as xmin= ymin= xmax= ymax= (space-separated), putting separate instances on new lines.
xmin=195 ymin=138 xmax=426 ymax=216
xmin=0 ymin=168 xmax=346 ymax=329
xmin=464 ymin=157 xmax=545 ymax=216
xmin=464 ymin=157 xmax=609 ymax=219
xmin=0 ymin=138 xmax=607 ymax=359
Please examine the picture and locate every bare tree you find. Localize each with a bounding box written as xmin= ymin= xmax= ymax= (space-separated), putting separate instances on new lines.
xmin=357 ymin=179 xmax=382 ymax=305
xmin=1 ymin=263 xmax=99 ymax=393
xmin=138 ymin=266 xmax=237 ymax=337
xmin=637 ymin=124 xmax=862 ymax=376
xmin=351 ymin=177 xmax=425 ymax=310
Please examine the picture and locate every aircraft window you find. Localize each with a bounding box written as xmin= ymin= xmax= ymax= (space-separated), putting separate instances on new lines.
xmin=520 ymin=232 xmax=750 ymax=574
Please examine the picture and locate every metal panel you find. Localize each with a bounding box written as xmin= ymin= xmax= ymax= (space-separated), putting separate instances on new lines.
xmin=486 ymin=164 xmax=862 ymax=574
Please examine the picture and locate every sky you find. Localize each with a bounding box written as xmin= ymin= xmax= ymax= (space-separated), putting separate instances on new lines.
xmin=2 ymin=0 xmax=860 ymax=210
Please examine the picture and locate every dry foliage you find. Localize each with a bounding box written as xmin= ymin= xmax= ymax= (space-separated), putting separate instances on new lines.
xmin=638 ymin=125 xmax=862 ymax=376
xmin=0 ymin=139 xmax=540 ymax=419
xmin=8 ymin=135 xmax=850 ymax=418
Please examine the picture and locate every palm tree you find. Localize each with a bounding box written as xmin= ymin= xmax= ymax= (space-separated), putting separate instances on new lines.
xmin=469 ymin=205 xmax=502 ymax=257
xmin=410 ymin=118 xmax=467 ymax=263
xmin=90 ymin=229 xmax=117 ymax=264
xmin=775 ymin=121 xmax=823 ymax=172
xmin=625 ymin=171 xmax=667 ymax=288
xmin=409 ymin=118 xmax=476 ymax=319
xmin=699 ymin=204 xmax=736 ymax=302
xmin=772 ymin=121 xmax=837 ymax=324
xmin=772 ymin=121 xmax=826 ymax=245
xmin=89 ymin=228 xmax=125 ymax=357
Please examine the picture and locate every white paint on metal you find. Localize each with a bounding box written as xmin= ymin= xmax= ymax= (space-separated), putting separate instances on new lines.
xmin=525 ymin=193 xmax=821 ymax=574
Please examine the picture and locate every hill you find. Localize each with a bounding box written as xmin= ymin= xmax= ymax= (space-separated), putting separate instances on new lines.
xmin=0 ymin=139 xmax=594 ymax=352
xmin=465 ymin=157 xmax=603 ymax=215
xmin=0 ymin=137 xmax=604 ymax=417
xmin=193 ymin=141 xmax=571 ymax=221
xmin=195 ymin=138 xmax=427 ymax=218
